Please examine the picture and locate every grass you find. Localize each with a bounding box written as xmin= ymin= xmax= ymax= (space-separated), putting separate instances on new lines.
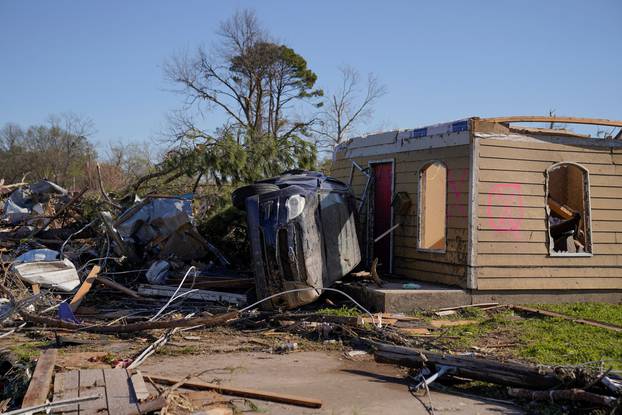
xmin=535 ymin=302 xmax=622 ymax=326
xmin=317 ymin=305 xmax=361 ymax=317
xmin=439 ymin=303 xmax=622 ymax=370
xmin=10 ymin=341 xmax=50 ymax=363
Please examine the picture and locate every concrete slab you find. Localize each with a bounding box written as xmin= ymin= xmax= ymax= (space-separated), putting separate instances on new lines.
xmin=142 ymin=350 xmax=523 ymax=414
xmin=343 ymin=280 xmax=471 ymax=312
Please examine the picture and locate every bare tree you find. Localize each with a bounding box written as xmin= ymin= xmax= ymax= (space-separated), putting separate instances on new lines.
xmin=0 ymin=114 xmax=96 ymax=188
xmin=162 ymin=9 xmax=323 ymax=184
xmin=165 ymin=9 xmax=322 ymax=143
xmin=315 ymin=66 xmax=387 ymax=149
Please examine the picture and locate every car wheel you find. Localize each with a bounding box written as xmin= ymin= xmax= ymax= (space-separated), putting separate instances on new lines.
xmin=232 ymin=183 xmax=280 ymax=210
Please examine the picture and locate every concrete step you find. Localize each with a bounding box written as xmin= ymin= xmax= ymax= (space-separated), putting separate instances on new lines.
xmin=342 ymin=280 xmax=471 ymax=313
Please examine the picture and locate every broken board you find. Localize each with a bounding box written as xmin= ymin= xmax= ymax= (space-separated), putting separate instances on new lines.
xmin=52 ymin=368 xmax=153 ymax=415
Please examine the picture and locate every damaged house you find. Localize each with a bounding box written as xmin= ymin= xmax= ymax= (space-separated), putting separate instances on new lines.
xmin=332 ymin=116 xmax=622 ymax=304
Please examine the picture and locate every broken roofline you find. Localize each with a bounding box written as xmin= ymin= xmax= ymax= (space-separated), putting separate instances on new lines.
xmin=334 ymin=116 xmax=622 ymax=158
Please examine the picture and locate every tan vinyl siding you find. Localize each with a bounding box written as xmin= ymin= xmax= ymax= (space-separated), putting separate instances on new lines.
xmin=475 ymin=137 xmax=622 ymax=290
xmin=332 ymin=145 xmax=471 ymax=288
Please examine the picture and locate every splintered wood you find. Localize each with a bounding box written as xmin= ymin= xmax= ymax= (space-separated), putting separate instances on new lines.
xmin=52 ymin=368 xmax=157 ymax=415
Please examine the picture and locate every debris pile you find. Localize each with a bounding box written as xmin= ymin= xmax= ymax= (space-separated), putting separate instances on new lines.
xmin=0 ymin=177 xmax=620 ymax=414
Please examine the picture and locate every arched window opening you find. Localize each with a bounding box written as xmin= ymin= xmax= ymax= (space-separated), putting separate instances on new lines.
xmin=546 ymin=163 xmax=592 ymax=255
xmin=418 ymin=161 xmax=447 ymax=251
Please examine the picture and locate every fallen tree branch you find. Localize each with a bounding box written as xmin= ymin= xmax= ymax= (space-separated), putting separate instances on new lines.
xmin=371 ymin=341 xmax=575 ymax=390
xmin=511 ymin=305 xmax=622 ymax=333
xmin=96 ymin=162 xmax=122 ymax=209
xmin=507 ymin=387 xmax=618 ymax=408
xmin=17 ymin=310 xmax=239 ymax=333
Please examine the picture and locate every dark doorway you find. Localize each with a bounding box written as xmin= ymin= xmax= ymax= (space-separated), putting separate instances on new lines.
xmin=372 ymin=162 xmax=393 ymax=272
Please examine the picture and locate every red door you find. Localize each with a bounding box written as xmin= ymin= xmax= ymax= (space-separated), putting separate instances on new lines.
xmin=372 ymin=163 xmax=392 ymax=272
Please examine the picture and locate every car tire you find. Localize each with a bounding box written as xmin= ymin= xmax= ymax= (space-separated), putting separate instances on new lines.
xmin=232 ymin=183 xmax=280 ymax=210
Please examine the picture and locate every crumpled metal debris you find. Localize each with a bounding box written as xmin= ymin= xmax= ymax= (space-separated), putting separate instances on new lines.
xmin=1 ymin=180 xmax=68 ymax=225
xmin=112 ymin=196 xmax=227 ymax=263
xmin=12 ymin=252 xmax=80 ymax=292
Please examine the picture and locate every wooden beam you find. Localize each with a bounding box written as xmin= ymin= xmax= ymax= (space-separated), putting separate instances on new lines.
xmin=480 ymin=116 xmax=622 ymax=128
xmin=69 ymin=265 xmax=101 ymax=312
xmin=96 ymin=275 xmax=142 ymax=299
xmin=511 ymin=305 xmax=622 ymax=332
xmin=144 ymin=373 xmax=322 ymax=408
xmin=21 ymin=349 xmax=58 ymax=408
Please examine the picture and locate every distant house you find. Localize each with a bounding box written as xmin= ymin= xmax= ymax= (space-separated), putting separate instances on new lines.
xmin=332 ymin=116 xmax=622 ymax=303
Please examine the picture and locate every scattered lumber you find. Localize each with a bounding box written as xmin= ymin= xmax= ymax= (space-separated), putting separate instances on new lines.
xmin=144 ymin=373 xmax=323 ymax=408
xmin=69 ymin=265 xmax=101 ymax=312
xmin=130 ymin=370 xmax=150 ymax=402
xmin=510 ymin=305 xmax=622 ymax=333
xmin=372 ymin=342 xmax=565 ymax=389
xmin=21 ymin=349 xmax=58 ymax=408
xmin=18 ymin=309 xmax=239 ymax=333
xmin=137 ymin=284 xmax=246 ymax=306
xmin=96 ymin=275 xmax=142 ymax=299
xmin=52 ymin=368 xmax=163 ymax=415
xmin=508 ymin=388 xmax=618 ymax=408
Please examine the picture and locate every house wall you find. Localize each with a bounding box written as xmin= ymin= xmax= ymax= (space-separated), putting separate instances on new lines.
xmin=473 ymin=133 xmax=622 ymax=290
xmin=332 ymin=144 xmax=471 ymax=288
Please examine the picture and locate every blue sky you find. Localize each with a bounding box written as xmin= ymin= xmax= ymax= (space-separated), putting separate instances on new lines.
xmin=1 ymin=0 xmax=621 ymax=152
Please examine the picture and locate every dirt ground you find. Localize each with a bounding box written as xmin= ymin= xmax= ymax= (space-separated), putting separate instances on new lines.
xmin=141 ymin=350 xmax=524 ymax=415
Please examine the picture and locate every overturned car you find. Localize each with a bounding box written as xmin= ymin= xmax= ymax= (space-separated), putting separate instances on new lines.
xmin=233 ymin=171 xmax=361 ymax=309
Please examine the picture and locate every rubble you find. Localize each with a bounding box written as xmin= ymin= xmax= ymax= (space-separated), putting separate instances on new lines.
xmin=0 ymin=177 xmax=620 ymax=414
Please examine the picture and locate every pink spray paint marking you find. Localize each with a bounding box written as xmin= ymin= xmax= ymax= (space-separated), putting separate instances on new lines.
xmin=486 ymin=183 xmax=525 ymax=240
xmin=447 ymin=168 xmax=469 ymax=217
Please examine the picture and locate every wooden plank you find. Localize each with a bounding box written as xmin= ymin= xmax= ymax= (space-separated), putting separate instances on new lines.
xmin=479 ymin=158 xmax=622 ymax=176
xmin=479 ymin=145 xmax=613 ymax=163
xmin=479 ymin=170 xmax=544 ymax=185
xmin=478 ymin=230 xmax=622 ymax=243
xmin=103 ymin=369 xmax=139 ymax=415
xmin=52 ymin=370 xmax=79 ymax=414
xmin=477 ymin=277 xmax=622 ymax=290
xmin=478 ymin=242 xmax=548 ymax=255
xmin=393 ymin=267 xmax=466 ymax=287
xmin=137 ymin=285 xmax=246 ymax=305
xmin=476 ymin=254 xmax=620 ymax=267
xmin=479 ymin=137 xmax=612 ymax=153
xmin=477 ymin=218 xmax=546 ymax=231
xmin=69 ymin=266 xmax=101 ymax=312
xmin=144 ymin=373 xmax=323 ymax=409
xmin=592 ymin=198 xmax=622 ymax=209
xmin=480 ymin=116 xmax=622 ymax=128
xmin=511 ymin=305 xmax=622 ymax=332
xmin=478 ymin=194 xmax=544 ymax=208
xmin=22 ymin=349 xmax=58 ymax=408
xmin=96 ymin=276 xmax=141 ymax=299
xmin=477 ymin=266 xmax=622 ymax=278
xmin=478 ymin=206 xmax=545 ymax=219
xmin=478 ymin=242 xmax=622 ymax=255
xmin=129 ymin=371 xmax=150 ymax=402
xmin=592 ymin=186 xmax=622 ymax=198
xmin=479 ymin=182 xmax=544 ymax=196
xmin=393 ymin=257 xmax=467 ymax=276
xmin=78 ymin=369 xmax=108 ymax=415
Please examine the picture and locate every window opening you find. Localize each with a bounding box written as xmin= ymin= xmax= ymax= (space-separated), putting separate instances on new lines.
xmin=546 ymin=163 xmax=592 ymax=254
xmin=418 ymin=162 xmax=447 ymax=251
